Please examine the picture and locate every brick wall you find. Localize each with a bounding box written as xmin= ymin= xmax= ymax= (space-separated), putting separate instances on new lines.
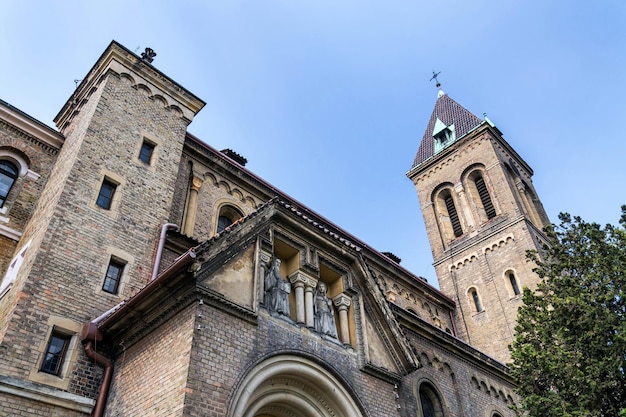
xmin=183 ymin=305 xmax=401 ymax=417
xmin=105 ymin=303 xmax=196 ymax=416
xmin=411 ymin=130 xmax=544 ymax=362
xmin=403 ymin=330 xmax=517 ymax=417
xmin=0 ymin=391 xmax=88 ymax=417
xmin=0 ymin=68 xmax=192 ymax=401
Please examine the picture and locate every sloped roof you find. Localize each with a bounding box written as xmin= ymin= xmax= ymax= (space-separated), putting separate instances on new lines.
xmin=411 ymin=92 xmax=483 ymax=169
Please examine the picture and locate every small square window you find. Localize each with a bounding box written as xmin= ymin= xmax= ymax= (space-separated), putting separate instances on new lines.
xmin=102 ymin=259 xmax=125 ymax=294
xmin=40 ymin=331 xmax=71 ymax=375
xmin=138 ymin=140 xmax=155 ymax=165
xmin=96 ymin=179 xmax=117 ymax=209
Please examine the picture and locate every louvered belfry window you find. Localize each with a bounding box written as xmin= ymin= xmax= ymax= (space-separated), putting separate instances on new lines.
xmin=444 ymin=195 xmax=463 ymax=237
xmin=475 ymin=176 xmax=496 ymax=219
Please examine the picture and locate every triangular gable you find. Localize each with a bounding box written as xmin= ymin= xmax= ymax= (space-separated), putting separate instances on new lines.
xmin=192 ymin=199 xmax=419 ymax=378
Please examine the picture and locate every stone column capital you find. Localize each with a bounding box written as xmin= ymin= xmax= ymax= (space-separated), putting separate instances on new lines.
xmin=333 ymin=294 xmax=352 ymax=310
xmin=290 ymin=272 xmax=319 ymax=291
xmin=260 ymin=252 xmax=272 ymax=265
xmin=191 ymin=175 xmax=203 ymax=191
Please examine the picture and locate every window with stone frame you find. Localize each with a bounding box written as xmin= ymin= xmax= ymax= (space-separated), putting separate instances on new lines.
xmin=40 ymin=330 xmax=71 ymax=376
xmin=217 ymin=204 xmax=244 ymax=233
xmin=418 ymin=382 xmax=445 ymax=417
xmin=102 ymin=258 xmax=125 ymax=294
xmin=96 ymin=178 xmax=117 ymax=210
xmin=0 ymin=159 xmax=18 ymax=208
xmin=507 ymin=270 xmax=521 ymax=296
xmin=138 ymin=139 xmax=156 ymax=165
xmin=469 ymin=287 xmax=484 ymax=312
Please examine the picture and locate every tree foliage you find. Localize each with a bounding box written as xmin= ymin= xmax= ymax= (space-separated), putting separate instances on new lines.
xmin=510 ymin=207 xmax=626 ymax=417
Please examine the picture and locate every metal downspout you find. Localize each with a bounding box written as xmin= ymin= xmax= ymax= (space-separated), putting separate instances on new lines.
xmin=151 ymin=223 xmax=179 ymax=281
xmin=83 ymin=341 xmax=113 ymax=417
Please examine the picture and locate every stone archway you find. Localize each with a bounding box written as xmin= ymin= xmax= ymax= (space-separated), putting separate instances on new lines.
xmin=229 ymin=355 xmax=365 ymax=417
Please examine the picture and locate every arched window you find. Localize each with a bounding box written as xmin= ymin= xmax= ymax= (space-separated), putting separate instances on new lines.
xmin=469 ymin=288 xmax=483 ymax=312
xmin=0 ymin=160 xmax=18 ymax=208
xmin=418 ymin=383 xmax=444 ymax=417
xmin=473 ymin=175 xmax=496 ymax=219
xmin=507 ymin=271 xmax=521 ymax=296
xmin=465 ymin=169 xmax=496 ymax=221
xmin=444 ymin=194 xmax=463 ymax=237
xmin=436 ymin=188 xmax=463 ymax=238
xmin=216 ymin=204 xmax=243 ymax=233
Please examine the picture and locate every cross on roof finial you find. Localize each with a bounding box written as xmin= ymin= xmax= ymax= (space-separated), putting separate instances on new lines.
xmin=430 ymin=71 xmax=442 ymax=89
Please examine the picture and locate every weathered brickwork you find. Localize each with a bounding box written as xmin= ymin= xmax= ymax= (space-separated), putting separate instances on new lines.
xmin=402 ymin=330 xmax=516 ymax=417
xmin=410 ymin=127 xmax=548 ymax=362
xmin=0 ymin=391 xmax=87 ymax=417
xmin=0 ymin=41 xmax=531 ymax=417
xmin=183 ymin=305 xmax=400 ymax=417
xmin=0 ymin=118 xmax=60 ymax=241
xmin=105 ymin=303 xmax=196 ymax=416
xmin=0 ymin=110 xmax=61 ymax=340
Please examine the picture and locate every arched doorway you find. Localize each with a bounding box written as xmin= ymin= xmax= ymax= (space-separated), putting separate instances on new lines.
xmin=229 ymin=355 xmax=365 ymax=417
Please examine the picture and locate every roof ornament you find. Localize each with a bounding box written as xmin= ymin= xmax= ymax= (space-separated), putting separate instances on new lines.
xmin=430 ymin=71 xmax=441 ymax=88
xmin=141 ymin=47 xmax=157 ymax=63
xmin=430 ymin=70 xmax=446 ymax=97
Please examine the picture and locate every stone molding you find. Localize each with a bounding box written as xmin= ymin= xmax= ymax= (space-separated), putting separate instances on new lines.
xmin=0 ymin=375 xmax=95 ymax=413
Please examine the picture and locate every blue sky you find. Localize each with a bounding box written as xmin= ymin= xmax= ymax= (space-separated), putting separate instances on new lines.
xmin=2 ymin=1 xmax=625 ymax=288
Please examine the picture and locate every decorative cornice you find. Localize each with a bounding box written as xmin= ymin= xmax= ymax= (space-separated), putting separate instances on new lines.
xmin=55 ymin=41 xmax=205 ymax=129
xmin=0 ymin=119 xmax=61 ymax=155
xmin=0 ymin=100 xmax=64 ymax=150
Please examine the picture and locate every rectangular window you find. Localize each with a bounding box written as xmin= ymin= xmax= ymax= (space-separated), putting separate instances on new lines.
xmin=138 ymin=140 xmax=155 ymax=165
xmin=96 ymin=179 xmax=117 ymax=209
xmin=40 ymin=331 xmax=71 ymax=375
xmin=102 ymin=258 xmax=125 ymax=294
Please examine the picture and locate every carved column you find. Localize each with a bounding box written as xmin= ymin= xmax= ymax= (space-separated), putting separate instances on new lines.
xmin=182 ymin=175 xmax=203 ymax=236
xmin=289 ymin=271 xmax=310 ymax=324
xmin=454 ymin=182 xmax=475 ymax=229
xmin=333 ymin=294 xmax=351 ymax=344
xmin=304 ymin=277 xmax=318 ymax=328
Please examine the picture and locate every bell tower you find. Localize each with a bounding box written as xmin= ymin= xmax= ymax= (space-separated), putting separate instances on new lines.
xmin=407 ymin=87 xmax=550 ymax=363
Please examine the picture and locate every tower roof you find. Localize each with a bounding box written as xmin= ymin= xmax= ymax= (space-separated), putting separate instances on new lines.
xmin=411 ymin=91 xmax=483 ymax=169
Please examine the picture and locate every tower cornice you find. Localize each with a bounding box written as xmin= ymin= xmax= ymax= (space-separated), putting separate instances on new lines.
xmin=54 ymin=41 xmax=205 ymax=130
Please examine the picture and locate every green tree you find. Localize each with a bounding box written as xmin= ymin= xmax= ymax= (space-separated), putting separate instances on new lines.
xmin=510 ymin=208 xmax=626 ymax=417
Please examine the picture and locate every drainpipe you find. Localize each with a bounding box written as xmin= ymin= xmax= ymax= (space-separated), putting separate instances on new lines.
xmin=81 ymin=247 xmax=197 ymax=416
xmin=82 ymin=340 xmax=113 ymax=417
xmin=151 ymin=223 xmax=179 ymax=281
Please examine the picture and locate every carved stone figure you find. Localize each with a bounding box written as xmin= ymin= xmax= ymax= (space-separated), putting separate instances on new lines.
xmin=264 ymin=258 xmax=291 ymax=317
xmin=313 ymin=282 xmax=338 ymax=338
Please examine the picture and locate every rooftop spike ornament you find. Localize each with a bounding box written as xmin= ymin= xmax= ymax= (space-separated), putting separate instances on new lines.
xmin=141 ymin=47 xmax=156 ymax=63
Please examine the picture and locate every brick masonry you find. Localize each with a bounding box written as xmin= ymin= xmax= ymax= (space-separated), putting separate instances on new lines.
xmin=0 ymin=42 xmax=524 ymax=417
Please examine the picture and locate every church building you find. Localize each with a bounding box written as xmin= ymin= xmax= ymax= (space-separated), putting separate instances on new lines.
xmin=0 ymin=41 xmax=547 ymax=416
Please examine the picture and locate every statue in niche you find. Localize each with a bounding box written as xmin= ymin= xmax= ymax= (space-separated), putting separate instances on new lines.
xmin=264 ymin=258 xmax=291 ymax=317
xmin=314 ymin=282 xmax=338 ymax=338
